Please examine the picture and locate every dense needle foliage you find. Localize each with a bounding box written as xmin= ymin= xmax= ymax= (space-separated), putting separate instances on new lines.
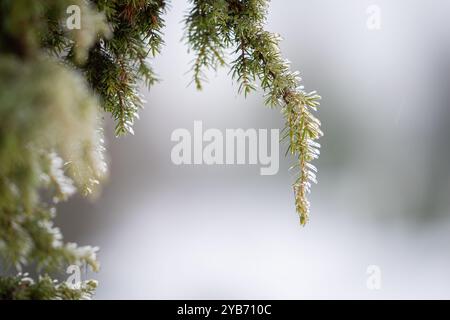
xmin=0 ymin=0 xmax=322 ymax=299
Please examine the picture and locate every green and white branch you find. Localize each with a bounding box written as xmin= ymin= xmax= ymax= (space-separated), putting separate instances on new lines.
xmin=0 ymin=0 xmax=322 ymax=299
xmin=185 ymin=0 xmax=323 ymax=225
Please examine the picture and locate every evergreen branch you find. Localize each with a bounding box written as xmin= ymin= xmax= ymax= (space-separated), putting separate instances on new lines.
xmin=184 ymin=0 xmax=228 ymax=89
xmin=0 ymin=0 xmax=323 ymax=301
xmin=0 ymin=274 xmax=97 ymax=300
xmin=80 ymin=0 xmax=167 ymax=136
xmin=185 ymin=0 xmax=323 ymax=224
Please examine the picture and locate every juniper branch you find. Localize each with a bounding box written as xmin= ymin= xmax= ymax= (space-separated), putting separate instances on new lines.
xmin=185 ymin=0 xmax=323 ymax=225
xmin=0 ymin=0 xmax=323 ymax=301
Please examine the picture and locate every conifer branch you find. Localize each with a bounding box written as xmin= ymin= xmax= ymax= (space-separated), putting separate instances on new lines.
xmin=185 ymin=0 xmax=323 ymax=224
xmin=0 ymin=274 xmax=97 ymax=300
xmin=0 ymin=0 xmax=323 ymax=300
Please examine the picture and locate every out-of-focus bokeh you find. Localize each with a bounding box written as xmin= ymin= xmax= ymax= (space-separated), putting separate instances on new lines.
xmin=57 ymin=0 xmax=450 ymax=299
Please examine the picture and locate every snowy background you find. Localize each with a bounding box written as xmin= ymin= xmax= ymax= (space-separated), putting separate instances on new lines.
xmin=58 ymin=0 xmax=450 ymax=299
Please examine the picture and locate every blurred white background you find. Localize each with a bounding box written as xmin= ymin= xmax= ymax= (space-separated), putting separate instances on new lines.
xmin=58 ymin=0 xmax=450 ymax=299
